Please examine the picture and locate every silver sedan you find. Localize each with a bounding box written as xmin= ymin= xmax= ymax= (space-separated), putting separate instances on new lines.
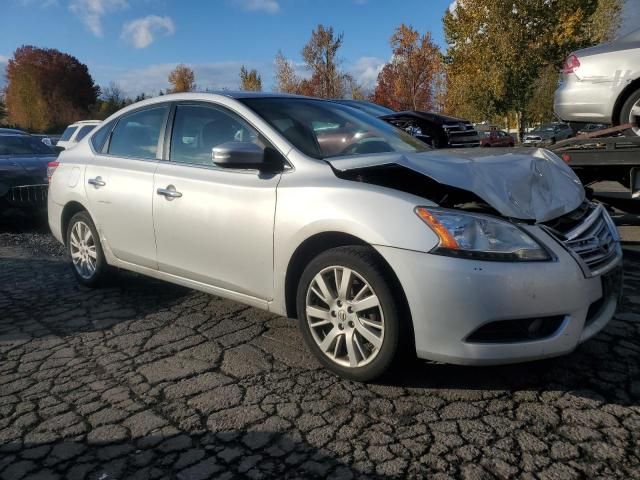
xmin=554 ymin=28 xmax=640 ymax=136
xmin=48 ymin=92 xmax=622 ymax=381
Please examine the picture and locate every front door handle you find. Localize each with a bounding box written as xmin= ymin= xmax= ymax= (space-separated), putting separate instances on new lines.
xmin=88 ymin=176 xmax=106 ymax=187
xmin=157 ymin=185 xmax=182 ymax=199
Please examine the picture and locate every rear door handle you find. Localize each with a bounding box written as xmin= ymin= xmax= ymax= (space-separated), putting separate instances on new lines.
xmin=157 ymin=186 xmax=182 ymax=199
xmin=88 ymin=176 xmax=106 ymax=187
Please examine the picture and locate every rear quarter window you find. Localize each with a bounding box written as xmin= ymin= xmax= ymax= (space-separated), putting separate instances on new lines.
xmin=90 ymin=120 xmax=116 ymax=153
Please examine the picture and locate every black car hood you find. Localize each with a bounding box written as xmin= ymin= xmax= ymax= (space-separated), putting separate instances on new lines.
xmin=381 ymin=111 xmax=472 ymax=125
xmin=327 ymin=148 xmax=584 ymax=223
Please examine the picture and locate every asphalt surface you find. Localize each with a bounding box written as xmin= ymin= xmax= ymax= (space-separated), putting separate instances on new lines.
xmin=1 ymin=224 xmax=639 ymax=479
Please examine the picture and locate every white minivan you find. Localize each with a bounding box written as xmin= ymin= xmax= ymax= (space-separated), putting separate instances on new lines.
xmin=57 ymin=120 xmax=101 ymax=150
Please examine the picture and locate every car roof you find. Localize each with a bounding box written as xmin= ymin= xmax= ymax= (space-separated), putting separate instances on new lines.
xmin=69 ymin=120 xmax=101 ymax=126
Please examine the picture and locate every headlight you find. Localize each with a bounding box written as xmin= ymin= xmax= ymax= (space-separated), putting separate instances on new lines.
xmin=415 ymin=207 xmax=551 ymax=261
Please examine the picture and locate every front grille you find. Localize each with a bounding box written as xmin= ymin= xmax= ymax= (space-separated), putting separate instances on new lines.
xmin=525 ymin=136 xmax=541 ymax=142
xmin=8 ymin=184 xmax=48 ymax=205
xmin=545 ymin=203 xmax=620 ymax=277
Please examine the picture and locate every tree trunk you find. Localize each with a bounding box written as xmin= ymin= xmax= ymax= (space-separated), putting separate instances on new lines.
xmin=517 ymin=111 xmax=526 ymax=143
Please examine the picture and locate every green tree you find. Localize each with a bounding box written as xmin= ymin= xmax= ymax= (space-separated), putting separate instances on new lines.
xmin=91 ymin=82 xmax=130 ymax=119
xmin=443 ymin=0 xmax=622 ymax=138
xmin=0 ymin=94 xmax=6 ymax=125
xmin=239 ymin=66 xmax=263 ymax=91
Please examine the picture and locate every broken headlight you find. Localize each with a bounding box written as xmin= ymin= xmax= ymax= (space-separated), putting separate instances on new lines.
xmin=415 ymin=207 xmax=551 ymax=261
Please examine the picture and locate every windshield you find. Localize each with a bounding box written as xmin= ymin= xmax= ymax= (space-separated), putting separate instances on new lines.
xmin=0 ymin=135 xmax=55 ymax=155
xmin=240 ymin=97 xmax=428 ymax=159
xmin=339 ymin=100 xmax=395 ymax=117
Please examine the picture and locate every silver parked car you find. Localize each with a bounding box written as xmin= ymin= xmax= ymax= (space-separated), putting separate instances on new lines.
xmin=48 ymin=93 xmax=622 ymax=381
xmin=554 ymin=28 xmax=640 ymax=136
xmin=522 ymin=123 xmax=573 ymax=147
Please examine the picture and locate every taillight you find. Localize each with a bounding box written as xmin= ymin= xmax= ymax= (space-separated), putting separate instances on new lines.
xmin=47 ymin=161 xmax=59 ymax=183
xmin=562 ymin=54 xmax=580 ymax=74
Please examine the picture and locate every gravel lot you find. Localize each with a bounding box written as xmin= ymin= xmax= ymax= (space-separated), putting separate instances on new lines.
xmin=1 ymin=227 xmax=639 ymax=480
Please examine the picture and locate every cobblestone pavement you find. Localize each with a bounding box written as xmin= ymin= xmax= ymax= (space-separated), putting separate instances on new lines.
xmin=1 ymin=232 xmax=639 ymax=480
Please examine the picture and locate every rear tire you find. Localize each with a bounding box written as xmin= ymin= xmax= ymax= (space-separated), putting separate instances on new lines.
xmin=619 ymin=88 xmax=640 ymax=136
xmin=66 ymin=211 xmax=110 ymax=288
xmin=296 ymin=246 xmax=406 ymax=382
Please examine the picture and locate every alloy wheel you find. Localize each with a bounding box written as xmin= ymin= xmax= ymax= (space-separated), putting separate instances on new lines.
xmin=305 ymin=265 xmax=385 ymax=368
xmin=629 ymin=99 xmax=640 ymax=136
xmin=69 ymin=221 xmax=97 ymax=279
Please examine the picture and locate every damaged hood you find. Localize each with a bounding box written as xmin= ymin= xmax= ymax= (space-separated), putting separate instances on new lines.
xmin=327 ymin=148 xmax=585 ymax=223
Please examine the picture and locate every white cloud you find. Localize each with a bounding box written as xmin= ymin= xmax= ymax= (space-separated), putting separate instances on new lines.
xmin=348 ymin=56 xmax=385 ymax=90
xmin=448 ymin=0 xmax=458 ymax=13
xmin=69 ymin=0 xmax=128 ymax=37
xmin=121 ymin=15 xmax=175 ymax=48
xmin=233 ymin=0 xmax=279 ymax=14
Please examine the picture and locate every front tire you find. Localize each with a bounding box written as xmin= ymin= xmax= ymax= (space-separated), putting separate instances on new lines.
xmin=296 ymin=246 xmax=404 ymax=382
xmin=619 ymin=88 xmax=640 ymax=136
xmin=66 ymin=211 xmax=109 ymax=287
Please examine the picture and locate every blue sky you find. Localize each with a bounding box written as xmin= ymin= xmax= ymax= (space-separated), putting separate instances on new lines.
xmin=0 ymin=0 xmax=455 ymax=96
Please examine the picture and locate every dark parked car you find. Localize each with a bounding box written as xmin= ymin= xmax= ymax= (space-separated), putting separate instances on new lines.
xmin=0 ymin=133 xmax=57 ymax=211
xmin=332 ymin=100 xmax=481 ymax=148
xmin=523 ymin=123 xmax=573 ymax=146
xmin=480 ymin=130 xmax=515 ymax=147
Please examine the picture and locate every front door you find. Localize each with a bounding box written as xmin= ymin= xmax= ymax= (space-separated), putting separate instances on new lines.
xmin=152 ymin=103 xmax=280 ymax=300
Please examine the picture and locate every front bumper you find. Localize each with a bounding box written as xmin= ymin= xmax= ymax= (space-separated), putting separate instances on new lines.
xmin=375 ymin=228 xmax=622 ymax=365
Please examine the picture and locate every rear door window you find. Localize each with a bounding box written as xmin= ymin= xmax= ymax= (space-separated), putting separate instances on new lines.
xmin=108 ymin=106 xmax=169 ymax=160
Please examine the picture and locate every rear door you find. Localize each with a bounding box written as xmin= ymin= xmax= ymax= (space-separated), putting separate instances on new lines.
xmin=84 ymin=104 xmax=169 ymax=269
xmin=152 ymin=102 xmax=281 ymax=300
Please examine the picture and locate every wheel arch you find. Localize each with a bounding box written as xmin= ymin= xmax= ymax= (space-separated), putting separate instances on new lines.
xmin=612 ymin=77 xmax=640 ymax=125
xmin=283 ymin=231 xmax=415 ymax=354
xmin=60 ymin=201 xmax=90 ymax=245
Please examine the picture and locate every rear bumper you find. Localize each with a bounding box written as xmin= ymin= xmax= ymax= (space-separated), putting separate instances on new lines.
xmin=554 ymin=75 xmax=614 ymax=123
xmin=3 ymin=184 xmax=48 ymax=207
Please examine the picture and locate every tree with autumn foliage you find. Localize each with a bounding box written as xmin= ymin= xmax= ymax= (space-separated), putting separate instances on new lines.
xmin=168 ymin=64 xmax=196 ymax=93
xmin=374 ymin=24 xmax=442 ymax=111
xmin=4 ymin=45 xmax=99 ymax=132
xmin=239 ymin=66 xmax=262 ymax=92
xmin=301 ymin=24 xmax=346 ymax=98
xmin=443 ymin=0 xmax=623 ymax=138
xmin=273 ymin=51 xmax=300 ymax=94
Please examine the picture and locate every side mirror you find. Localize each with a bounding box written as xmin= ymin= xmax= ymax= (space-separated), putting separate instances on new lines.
xmin=212 ymin=141 xmax=264 ymax=169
